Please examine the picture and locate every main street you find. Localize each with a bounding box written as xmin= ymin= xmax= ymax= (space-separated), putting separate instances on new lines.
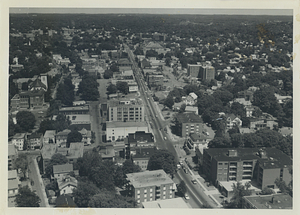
xmin=125 ymin=44 xmax=217 ymax=208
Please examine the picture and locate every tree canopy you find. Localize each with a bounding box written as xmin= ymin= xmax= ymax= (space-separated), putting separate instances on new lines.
xmin=73 ymin=181 xmax=100 ymax=207
xmin=45 ymin=153 xmax=68 ymax=177
xmin=78 ymin=74 xmax=100 ymax=101
xmin=147 ymin=149 xmax=176 ymax=176
xmin=16 ymin=111 xmax=36 ymax=132
xmin=13 ymin=154 xmax=28 ymax=179
xmin=15 ymin=185 xmax=41 ymax=207
xmin=116 ymin=81 xmax=129 ymax=95
xmin=66 ymin=130 xmax=83 ymax=148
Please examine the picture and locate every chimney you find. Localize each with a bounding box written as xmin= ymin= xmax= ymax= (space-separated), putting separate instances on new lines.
xmin=228 ymin=149 xmax=237 ymax=157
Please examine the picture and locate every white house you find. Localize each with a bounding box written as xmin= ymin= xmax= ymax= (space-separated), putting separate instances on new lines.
xmin=11 ymin=133 xmax=26 ymax=151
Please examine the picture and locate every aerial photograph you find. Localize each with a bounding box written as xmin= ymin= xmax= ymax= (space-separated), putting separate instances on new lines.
xmin=7 ymin=7 xmax=293 ymax=210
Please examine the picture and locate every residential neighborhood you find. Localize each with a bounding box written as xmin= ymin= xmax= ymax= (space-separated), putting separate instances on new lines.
xmin=7 ymin=9 xmax=293 ymax=210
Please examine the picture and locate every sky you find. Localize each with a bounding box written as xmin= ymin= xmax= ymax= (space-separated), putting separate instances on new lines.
xmin=9 ymin=8 xmax=293 ymax=16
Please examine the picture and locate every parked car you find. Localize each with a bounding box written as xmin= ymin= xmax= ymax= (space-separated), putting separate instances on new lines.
xmin=184 ymin=194 xmax=190 ymax=200
xmin=191 ymin=179 xmax=197 ymax=184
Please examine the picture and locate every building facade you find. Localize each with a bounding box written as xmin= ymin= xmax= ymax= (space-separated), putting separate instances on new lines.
xmin=126 ymin=170 xmax=176 ymax=205
xmin=199 ymin=65 xmax=215 ymax=81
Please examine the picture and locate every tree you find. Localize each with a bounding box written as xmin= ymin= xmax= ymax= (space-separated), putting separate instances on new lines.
xmin=37 ymin=119 xmax=56 ymax=134
xmin=116 ymin=81 xmax=129 ymax=94
xmin=230 ymin=102 xmax=246 ymax=118
xmin=77 ymin=150 xmax=102 ymax=177
xmin=78 ymin=74 xmax=100 ymax=101
xmin=14 ymin=154 xmax=28 ymax=179
xmin=208 ymin=137 xmax=231 ymax=148
xmin=88 ymin=164 xmax=115 ymax=191
xmin=15 ymin=185 xmax=41 ymax=207
xmin=122 ymin=159 xmax=141 ymax=175
xmin=274 ymin=178 xmax=291 ymax=195
xmin=56 ymin=77 xmax=75 ymax=106
xmin=213 ymin=89 xmax=233 ymax=106
xmin=260 ymin=187 xmax=275 ymax=195
xmin=88 ymin=190 xmax=136 ymax=208
xmin=73 ymin=181 xmax=100 ymax=207
xmin=224 ymin=182 xmax=251 ymax=208
xmin=147 ymin=149 xmax=176 ymax=176
xmin=177 ymin=181 xmax=187 ymax=197
xmin=164 ymin=96 xmax=174 ymax=109
xmin=66 ymin=131 xmax=82 ymax=148
xmin=242 ymin=133 xmax=262 ymax=148
xmin=106 ymin=84 xmax=117 ymax=95
xmin=179 ymin=104 xmax=186 ymax=113
xmin=16 ymin=111 xmax=36 ymax=132
xmin=230 ymin=133 xmax=243 ymax=148
xmin=252 ymin=87 xmax=282 ymax=117
xmin=45 ymin=153 xmax=68 ymax=177
xmin=103 ymin=70 xmax=113 ymax=79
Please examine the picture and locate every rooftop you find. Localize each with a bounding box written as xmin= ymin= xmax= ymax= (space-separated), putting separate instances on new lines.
xmin=106 ymin=121 xmax=148 ymax=128
xmin=243 ymin=194 xmax=292 ymax=209
xmin=132 ymin=147 xmax=157 ymax=159
xmin=128 ymin=131 xmax=154 ymax=144
xmin=56 ymin=194 xmax=77 ymax=208
xmin=205 ymin=148 xmax=292 ymax=169
xmin=28 ymin=132 xmax=43 ymax=139
xmin=53 ymin=163 xmax=73 ymax=174
xmin=126 ymin=169 xmax=175 ymax=188
xmin=8 ymin=178 xmax=19 ymax=191
xmin=42 ymin=144 xmax=57 ymax=160
xmin=59 ymin=105 xmax=89 ymax=112
xmin=44 ymin=130 xmax=56 ymax=138
xmin=55 ymin=129 xmax=71 ymax=137
xmin=12 ymin=133 xmax=26 ymax=139
xmin=8 ymin=144 xmax=17 ymax=156
xmin=8 ymin=170 xmax=18 ymax=180
xmin=176 ymin=113 xmax=203 ymax=124
xmin=142 ymin=197 xmax=189 ymax=208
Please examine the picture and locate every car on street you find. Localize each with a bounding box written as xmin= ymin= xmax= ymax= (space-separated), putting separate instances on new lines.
xmin=191 ymin=179 xmax=197 ymax=184
xmin=184 ymin=194 xmax=190 ymax=200
xmin=164 ymin=137 xmax=167 ymax=140
xmin=183 ymin=168 xmax=188 ymax=174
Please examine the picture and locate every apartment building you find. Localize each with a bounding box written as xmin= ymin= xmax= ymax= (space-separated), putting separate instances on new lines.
xmin=126 ymin=169 xmax=176 ymax=204
xmin=199 ymin=65 xmax=215 ymax=81
xmin=107 ymin=99 xmax=145 ymax=122
xmin=11 ymin=133 xmax=26 ymax=151
xmin=202 ymin=148 xmax=292 ymax=190
xmin=175 ymin=113 xmax=203 ymax=137
xmin=187 ymin=64 xmax=202 ymax=78
xmin=8 ymin=144 xmax=18 ymax=170
xmin=242 ymin=194 xmax=292 ymax=209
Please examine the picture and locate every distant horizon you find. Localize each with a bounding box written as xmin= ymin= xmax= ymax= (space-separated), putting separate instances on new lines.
xmin=9 ymin=8 xmax=293 ymax=16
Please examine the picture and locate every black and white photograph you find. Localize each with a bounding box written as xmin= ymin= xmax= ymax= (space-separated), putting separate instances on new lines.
xmin=2 ymin=1 xmax=299 ymax=214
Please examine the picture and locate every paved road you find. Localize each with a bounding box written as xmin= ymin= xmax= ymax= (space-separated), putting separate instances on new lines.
xmin=89 ymin=101 xmax=102 ymax=145
xmin=125 ymin=44 xmax=217 ymax=208
xmin=27 ymin=155 xmax=48 ymax=207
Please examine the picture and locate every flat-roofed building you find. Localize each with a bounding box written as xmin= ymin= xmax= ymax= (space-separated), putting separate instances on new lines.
xmin=107 ymin=99 xmax=144 ymax=122
xmin=203 ymin=148 xmax=292 ymax=190
xmin=8 ymin=144 xmax=18 ymax=170
xmin=199 ymin=65 xmax=215 ymax=81
xmin=242 ymin=194 xmax=292 ymax=209
xmin=142 ymin=197 xmax=190 ymax=208
xmin=44 ymin=130 xmax=56 ymax=144
xmin=59 ymin=105 xmax=89 ymax=115
xmin=132 ymin=147 xmax=157 ymax=171
xmin=175 ymin=113 xmax=203 ymax=137
xmin=28 ymin=132 xmax=44 ymax=150
xmin=126 ymin=169 xmax=176 ymax=205
xmin=106 ymin=121 xmax=148 ymax=142
xmin=8 ymin=170 xmax=20 ymax=207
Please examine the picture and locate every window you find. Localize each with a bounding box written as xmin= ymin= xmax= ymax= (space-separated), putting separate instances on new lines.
xmin=137 ymin=200 xmax=140 ymax=203
xmin=137 ymin=195 xmax=140 ymax=199
xmin=137 ymin=190 xmax=140 ymax=194
xmin=163 ymin=191 xmax=166 ymax=195
xmin=144 ymin=189 xmax=147 ymax=193
xmin=170 ymin=185 xmax=172 ymax=189
xmin=144 ymin=194 xmax=147 ymax=198
xmin=150 ymin=193 xmax=152 ymax=197
xmin=163 ymin=196 xmax=166 ymax=199
xmin=170 ymin=194 xmax=173 ymax=198
xmin=163 ymin=186 xmax=166 ymax=190
xmin=150 ymin=198 xmax=152 ymax=201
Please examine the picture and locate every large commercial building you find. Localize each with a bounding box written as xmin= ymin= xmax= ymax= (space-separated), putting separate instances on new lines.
xmin=107 ymin=99 xmax=145 ymax=122
xmin=175 ymin=113 xmax=203 ymax=137
xmin=199 ymin=65 xmax=215 ymax=81
xmin=202 ymin=148 xmax=292 ymax=190
xmin=106 ymin=121 xmax=149 ymax=142
xmin=126 ymin=169 xmax=176 ymax=204
xmin=242 ymin=194 xmax=292 ymax=209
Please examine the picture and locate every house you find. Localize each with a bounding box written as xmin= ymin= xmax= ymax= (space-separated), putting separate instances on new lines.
xmin=8 ymin=144 xmax=18 ymax=170
xmin=242 ymin=194 xmax=292 ymax=209
xmin=53 ymin=163 xmax=74 ymax=181
xmin=126 ymin=169 xmax=176 ymax=205
xmin=184 ymin=92 xmax=198 ymax=106
xmin=55 ymin=129 xmax=71 ymax=147
xmin=185 ymin=106 xmax=199 ymax=115
xmin=12 ymin=133 xmax=26 ymax=151
xmin=142 ymin=197 xmax=190 ymax=208
xmin=99 ymin=145 xmax=116 ymax=161
xmin=226 ymin=114 xmax=242 ymax=129
xmin=41 ymin=143 xmax=58 ymax=173
xmin=141 ymin=58 xmax=151 ymax=69
xmin=28 ymin=132 xmax=44 ymax=150
xmin=44 ymin=130 xmax=56 ymax=144
xmin=186 ymin=133 xmax=210 ymax=151
xmin=249 ymin=115 xmax=278 ymax=130
xmin=117 ymin=58 xmax=132 ymax=71
xmin=57 ymin=142 xmax=84 ymax=164
xmin=132 ymin=147 xmax=157 ymax=171
xmin=143 ymin=41 xmax=164 ymax=54
xmin=55 ymin=194 xmax=77 ymax=208
xmin=78 ymin=128 xmax=92 ymax=145
xmin=106 ymin=121 xmax=149 ymax=142
xmin=174 ymin=113 xmax=203 ymax=137
xmin=8 ymin=169 xmax=20 ymax=207
xmin=278 ymin=127 xmax=293 ymax=137
xmin=202 ymin=148 xmax=292 ymax=192
xmin=274 ymin=93 xmax=292 ymax=104
xmin=58 ymin=176 xmax=78 ymax=196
